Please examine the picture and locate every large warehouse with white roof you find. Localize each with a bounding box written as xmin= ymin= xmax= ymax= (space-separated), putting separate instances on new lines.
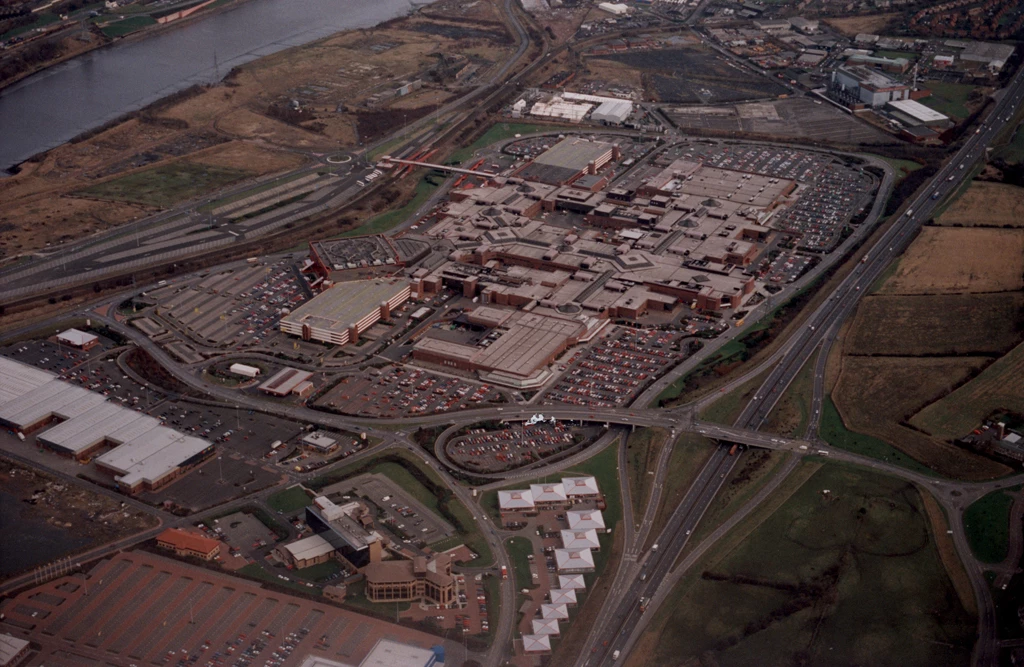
xmin=0 ymin=357 xmax=214 ymax=493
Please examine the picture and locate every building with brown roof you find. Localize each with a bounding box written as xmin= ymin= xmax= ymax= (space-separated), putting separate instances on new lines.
xmin=156 ymin=528 xmax=221 ymax=561
xmin=363 ymin=554 xmax=455 ymax=606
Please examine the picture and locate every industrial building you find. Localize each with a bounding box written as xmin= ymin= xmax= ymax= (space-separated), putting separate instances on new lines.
xmin=597 ymin=1 xmax=628 ymax=14
xmin=549 ymin=588 xmax=578 ymax=605
xmin=363 ymin=554 xmax=455 ymax=606
xmin=886 ymin=99 xmax=951 ymax=127
xmin=0 ymin=633 xmax=30 ymax=667
xmin=229 ymin=363 xmax=260 ymax=379
xmin=412 ymin=309 xmax=596 ymax=388
xmin=56 ymin=328 xmax=99 ymax=350
xmin=522 ymin=634 xmax=552 ymax=653
xmin=258 ymin=367 xmax=315 ymax=397
xmin=156 ymin=528 xmax=222 ymax=560
xmin=280 ymin=278 xmax=411 ymax=346
xmin=278 ymin=534 xmax=337 ymax=568
xmin=830 ymin=66 xmax=911 ymax=108
xmin=560 ymin=529 xmax=601 ymax=551
xmin=554 ymin=547 xmax=595 ymax=573
xmin=359 ymin=639 xmax=445 ymax=667
xmin=566 ymin=509 xmax=606 ymax=532
xmin=305 ymin=496 xmax=383 ymax=567
xmin=958 ymin=40 xmax=1015 ymax=72
xmin=515 ymin=137 xmax=621 ymax=186
xmin=498 ymin=478 xmax=605 ymax=518
xmin=0 ymin=357 xmax=214 ymax=493
xmin=591 ymin=98 xmax=633 ymax=124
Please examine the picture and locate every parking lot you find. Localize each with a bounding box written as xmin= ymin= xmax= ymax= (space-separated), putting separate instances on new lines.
xmin=314 ymin=365 xmax=506 ymax=417
xmin=760 ymin=251 xmax=817 ymax=284
xmin=145 ymin=258 xmax=310 ymax=350
xmin=321 ymin=473 xmax=456 ymax=548
xmin=542 ymin=326 xmax=689 ymax=407
xmin=0 ymin=551 xmax=467 ymax=667
xmin=446 ymin=422 xmax=600 ymax=473
xmin=685 ymin=144 xmax=875 ymax=252
xmin=771 ymin=163 xmax=874 ymax=251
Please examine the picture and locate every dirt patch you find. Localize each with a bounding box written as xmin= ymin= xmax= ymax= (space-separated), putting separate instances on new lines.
xmin=0 ymin=457 xmax=160 ymax=580
xmin=0 ymin=196 xmax=151 ymax=260
xmin=879 ymin=227 xmax=1024 ymax=294
xmin=186 ymin=141 xmax=306 ymax=174
xmin=595 ymin=48 xmax=787 ymax=104
xmin=845 ymin=293 xmax=1024 ymax=356
xmin=919 ymin=487 xmax=977 ymax=616
xmin=824 ymin=13 xmax=900 ymax=36
xmin=216 ymin=108 xmax=335 ymax=150
xmin=356 ymin=105 xmax=439 ymax=143
xmin=833 ymin=355 xmax=1009 ymax=479
xmin=938 ymin=181 xmax=1024 ymax=227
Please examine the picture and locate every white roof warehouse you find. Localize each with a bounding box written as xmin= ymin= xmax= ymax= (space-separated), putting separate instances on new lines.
xmin=0 ymin=357 xmax=214 ymax=493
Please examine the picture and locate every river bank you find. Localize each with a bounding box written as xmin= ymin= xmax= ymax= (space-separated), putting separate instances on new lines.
xmin=0 ymin=0 xmax=513 ymax=259
xmin=0 ymin=0 xmax=262 ymax=95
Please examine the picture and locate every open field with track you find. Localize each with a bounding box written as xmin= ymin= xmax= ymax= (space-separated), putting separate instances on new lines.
xmin=844 ymin=293 xmax=1024 ymax=356
xmin=937 ymin=181 xmax=1024 ymax=227
xmin=879 ymin=227 xmax=1024 ymax=295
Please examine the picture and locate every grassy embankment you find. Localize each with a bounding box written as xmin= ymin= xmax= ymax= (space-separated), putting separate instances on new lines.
xmin=963 ymin=489 xmax=1016 ymax=564
xmin=625 ymin=427 xmax=669 ymax=526
xmin=631 ymin=463 xmax=976 ymax=667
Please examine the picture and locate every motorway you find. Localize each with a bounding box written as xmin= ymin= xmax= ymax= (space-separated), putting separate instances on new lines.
xmin=575 ymin=57 xmax=1024 ymax=667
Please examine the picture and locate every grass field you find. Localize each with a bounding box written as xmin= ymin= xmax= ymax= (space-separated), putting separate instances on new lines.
xmin=963 ymin=490 xmax=1015 ymax=564
xmin=911 ymin=340 xmax=1024 ymax=441
xmin=644 ymin=433 xmax=716 ymax=550
xmin=764 ymin=352 xmax=816 ymax=438
xmin=937 ymin=181 xmax=1024 ymax=227
xmin=820 ymin=395 xmax=938 ymax=476
xmin=699 ymin=368 xmax=771 ymax=426
xmin=292 ymin=559 xmax=341 ymax=581
xmin=845 ymin=293 xmax=1024 ymax=356
xmin=997 ymin=122 xmax=1024 ymax=164
xmin=879 ymin=227 xmax=1024 ymax=295
xmin=506 ymin=537 xmax=537 ymax=591
xmin=920 ymin=81 xmax=978 ymax=120
xmin=638 ymin=464 xmax=976 ymax=667
xmin=266 ymin=486 xmax=312 ymax=513
xmin=340 ymin=176 xmax=437 ymax=237
xmin=877 ymin=155 xmax=923 ymax=181
xmin=447 ymin=122 xmax=580 ymax=164
xmin=100 ymin=15 xmax=156 ymax=37
xmin=76 ymin=161 xmax=251 ymax=208
xmin=625 ymin=427 xmax=668 ymax=526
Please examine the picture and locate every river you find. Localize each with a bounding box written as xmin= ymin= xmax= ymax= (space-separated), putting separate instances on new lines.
xmin=0 ymin=0 xmax=424 ymax=170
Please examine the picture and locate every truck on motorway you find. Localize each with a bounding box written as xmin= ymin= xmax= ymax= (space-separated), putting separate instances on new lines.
xmin=613 ymin=650 xmax=621 ymax=660
xmin=639 ymin=597 xmax=650 ymax=613
xmin=728 ymin=444 xmax=739 ymax=455
xmin=651 ymin=543 xmax=659 ymax=552
xmin=932 ymin=191 xmax=941 ymax=200
xmin=905 ymin=208 xmax=913 ymax=218
xmin=500 ymin=566 xmax=508 ymax=580
xmin=861 ymin=254 xmax=869 ymax=264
